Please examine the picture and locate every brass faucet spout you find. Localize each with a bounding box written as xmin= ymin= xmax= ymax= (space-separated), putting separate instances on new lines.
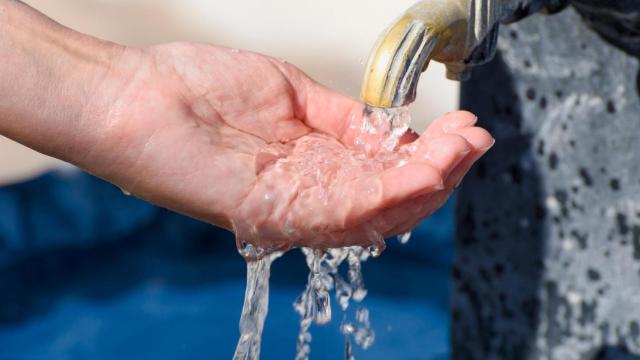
xmin=360 ymin=0 xmax=500 ymax=108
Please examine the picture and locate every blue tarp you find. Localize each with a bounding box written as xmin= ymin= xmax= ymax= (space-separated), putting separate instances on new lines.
xmin=0 ymin=169 xmax=453 ymax=359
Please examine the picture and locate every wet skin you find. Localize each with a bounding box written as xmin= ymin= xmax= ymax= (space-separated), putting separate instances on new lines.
xmin=98 ymin=44 xmax=494 ymax=250
xmin=0 ymin=1 xmax=494 ymax=250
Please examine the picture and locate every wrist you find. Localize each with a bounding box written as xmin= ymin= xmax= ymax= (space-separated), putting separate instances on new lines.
xmin=74 ymin=46 xmax=144 ymax=168
xmin=0 ymin=0 xmax=136 ymax=166
xmin=0 ymin=0 xmax=118 ymax=152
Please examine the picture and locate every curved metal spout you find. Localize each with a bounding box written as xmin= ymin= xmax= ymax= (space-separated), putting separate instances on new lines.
xmin=360 ymin=0 xmax=499 ymax=108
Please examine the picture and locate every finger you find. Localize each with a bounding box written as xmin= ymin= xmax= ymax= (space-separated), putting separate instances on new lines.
xmin=307 ymin=87 xmax=364 ymax=140
xmin=393 ymin=130 xmax=493 ymax=231
xmin=383 ymin=190 xmax=450 ymax=237
xmin=397 ymin=128 xmax=419 ymax=147
xmin=299 ymin=76 xmax=422 ymax=150
xmin=447 ymin=147 xmax=491 ymax=189
xmin=382 ymin=155 xmax=474 ymax=237
xmin=423 ymin=111 xmax=478 ymax=140
xmin=444 ymin=127 xmax=494 ymax=187
xmin=446 ymin=126 xmax=494 ymax=152
xmin=298 ymin=78 xmax=365 ymax=141
xmin=269 ymin=60 xmax=366 ymax=141
xmin=372 ymin=192 xmax=434 ymax=236
xmin=329 ymin=162 xmax=444 ymax=228
xmin=411 ymin=134 xmax=471 ymax=179
xmin=381 ymin=127 xmax=494 ymax=236
xmin=385 ymin=130 xmax=493 ymax=235
xmin=384 ymin=214 xmax=424 ymax=240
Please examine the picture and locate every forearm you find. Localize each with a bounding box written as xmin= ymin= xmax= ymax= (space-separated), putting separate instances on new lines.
xmin=0 ymin=1 xmax=129 ymax=166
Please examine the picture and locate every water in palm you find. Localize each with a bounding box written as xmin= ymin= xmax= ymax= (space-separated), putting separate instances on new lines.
xmin=233 ymin=106 xmax=413 ymax=360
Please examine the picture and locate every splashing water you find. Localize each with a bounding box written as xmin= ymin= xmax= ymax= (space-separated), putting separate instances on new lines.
xmin=353 ymin=106 xmax=412 ymax=155
xmin=293 ymin=247 xmax=374 ymax=360
xmin=234 ymin=106 xmax=414 ymax=360
xmin=233 ymin=250 xmax=282 ymax=360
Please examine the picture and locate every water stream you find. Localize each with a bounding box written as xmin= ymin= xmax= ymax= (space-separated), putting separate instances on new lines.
xmin=233 ymin=106 xmax=413 ymax=360
xmin=233 ymin=251 xmax=282 ymax=360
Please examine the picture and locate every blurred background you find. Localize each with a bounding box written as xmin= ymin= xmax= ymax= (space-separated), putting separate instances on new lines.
xmin=0 ymin=1 xmax=460 ymax=359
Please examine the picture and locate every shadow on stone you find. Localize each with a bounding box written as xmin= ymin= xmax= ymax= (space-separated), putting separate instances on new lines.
xmin=452 ymin=51 xmax=546 ymax=359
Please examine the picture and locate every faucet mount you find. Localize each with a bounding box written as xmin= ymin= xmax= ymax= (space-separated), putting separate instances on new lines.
xmin=360 ymin=0 xmax=565 ymax=108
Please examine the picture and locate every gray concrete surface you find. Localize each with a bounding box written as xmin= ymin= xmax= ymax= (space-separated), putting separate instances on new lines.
xmin=453 ymin=3 xmax=640 ymax=359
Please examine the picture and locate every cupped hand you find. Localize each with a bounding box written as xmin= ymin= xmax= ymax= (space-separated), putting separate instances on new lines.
xmin=89 ymin=43 xmax=493 ymax=251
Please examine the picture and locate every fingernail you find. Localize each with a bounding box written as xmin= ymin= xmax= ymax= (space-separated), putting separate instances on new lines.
xmin=444 ymin=115 xmax=478 ymax=133
xmin=480 ymin=138 xmax=496 ymax=151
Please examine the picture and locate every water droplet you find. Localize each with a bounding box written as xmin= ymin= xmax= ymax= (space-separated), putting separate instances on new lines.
xmin=313 ymin=290 xmax=331 ymax=325
xmin=344 ymin=336 xmax=355 ymax=360
xmin=397 ymin=231 xmax=412 ymax=244
xmin=350 ymin=307 xmax=375 ymax=349
xmin=238 ymin=241 xmax=260 ymax=259
xmin=368 ymin=244 xmax=381 ymax=257
xmin=334 ymin=274 xmax=352 ymax=311
xmin=341 ymin=321 xmax=355 ymax=335
xmin=355 ymin=307 xmax=369 ymax=323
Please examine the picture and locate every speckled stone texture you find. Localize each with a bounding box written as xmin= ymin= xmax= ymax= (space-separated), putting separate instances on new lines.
xmin=452 ymin=4 xmax=640 ymax=360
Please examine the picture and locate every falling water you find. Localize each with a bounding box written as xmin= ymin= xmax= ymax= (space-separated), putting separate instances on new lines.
xmin=233 ymin=247 xmax=282 ymax=360
xmin=234 ymin=106 xmax=414 ymax=360
xmin=293 ymin=247 xmax=375 ymax=360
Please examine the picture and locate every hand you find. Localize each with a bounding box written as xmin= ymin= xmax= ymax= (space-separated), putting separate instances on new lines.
xmin=0 ymin=3 xmax=493 ymax=252
xmin=79 ymin=43 xmax=494 ymax=251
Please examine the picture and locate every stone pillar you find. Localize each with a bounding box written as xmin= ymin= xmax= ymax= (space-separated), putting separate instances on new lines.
xmin=452 ymin=4 xmax=640 ymax=360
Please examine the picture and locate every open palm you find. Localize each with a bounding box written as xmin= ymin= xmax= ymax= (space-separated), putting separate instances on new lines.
xmin=94 ymin=43 xmax=493 ymax=252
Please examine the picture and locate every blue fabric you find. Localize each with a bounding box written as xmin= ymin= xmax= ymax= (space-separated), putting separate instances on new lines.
xmin=0 ymin=169 xmax=158 ymax=266
xmin=0 ymin=170 xmax=453 ymax=359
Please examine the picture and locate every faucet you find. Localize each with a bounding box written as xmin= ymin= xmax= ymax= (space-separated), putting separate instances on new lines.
xmin=360 ymin=0 xmax=568 ymax=108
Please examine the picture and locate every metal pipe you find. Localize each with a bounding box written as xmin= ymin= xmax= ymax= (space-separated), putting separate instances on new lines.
xmin=360 ymin=0 xmax=503 ymax=108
